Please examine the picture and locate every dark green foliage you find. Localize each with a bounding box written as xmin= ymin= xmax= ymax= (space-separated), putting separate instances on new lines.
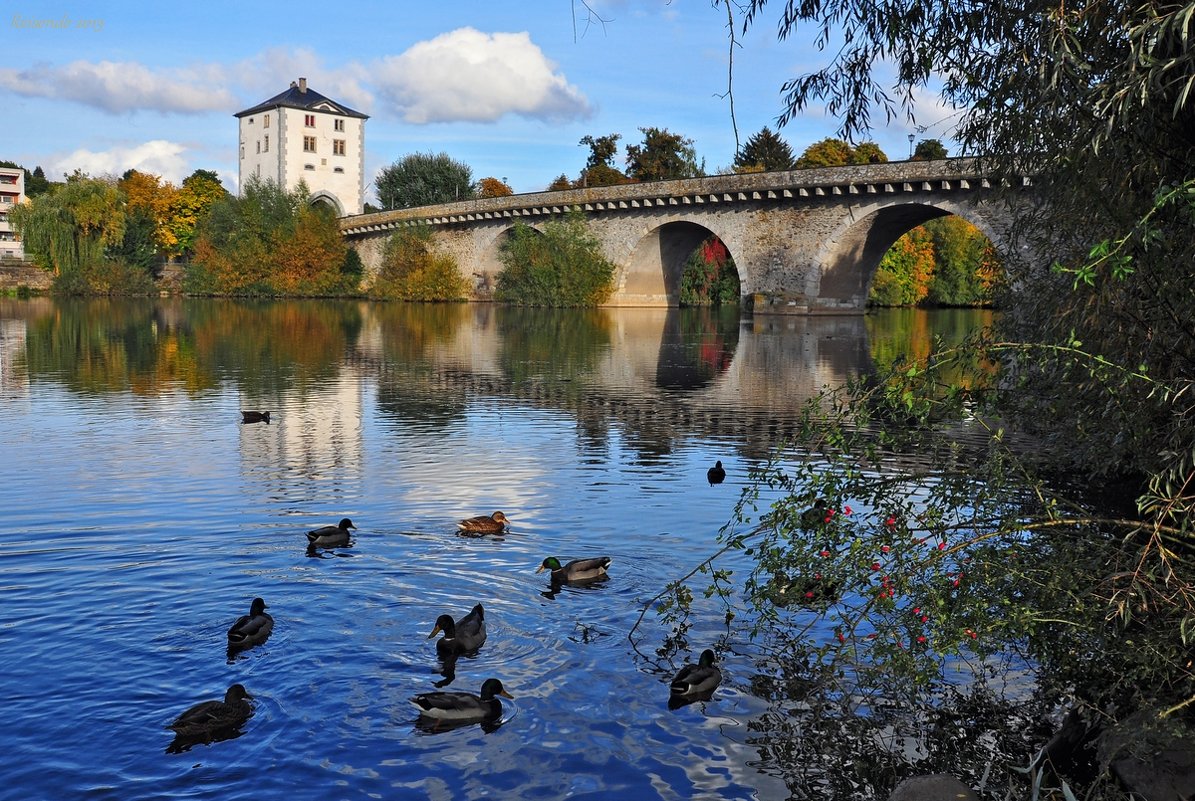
xmin=679 ymin=237 xmax=740 ymax=306
xmin=107 ymin=206 xmax=158 ymax=274
xmin=912 ymin=139 xmax=948 ymax=160
xmin=375 ymin=152 xmax=476 ymax=210
xmin=580 ymin=133 xmax=621 ymax=170
xmin=923 ymin=217 xmax=997 ymax=306
xmin=733 ymin=127 xmax=797 ymax=172
xmin=496 ymin=214 xmax=615 ymax=307
xmin=625 ymin=127 xmax=703 ymax=182
xmin=547 ymin=174 xmax=573 ymax=192
xmin=342 ymin=248 xmax=364 ymax=282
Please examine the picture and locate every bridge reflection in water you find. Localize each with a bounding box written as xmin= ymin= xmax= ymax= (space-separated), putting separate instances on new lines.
xmin=350 ymin=304 xmax=872 ymax=461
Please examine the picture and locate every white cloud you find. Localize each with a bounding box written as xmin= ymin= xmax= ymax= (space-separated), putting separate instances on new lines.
xmin=0 ymin=60 xmax=237 ymax=114
xmin=46 ymin=140 xmax=191 ymax=183
xmin=371 ymin=28 xmax=592 ymax=124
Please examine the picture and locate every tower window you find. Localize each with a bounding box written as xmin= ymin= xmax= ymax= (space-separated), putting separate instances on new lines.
xmin=333 ymin=139 xmax=346 ymax=156
xmin=303 ymin=136 xmax=316 ymax=153
xmin=264 ymin=114 xmax=270 ymax=128
xmin=263 ymin=135 xmax=269 ymax=153
xmin=304 ymin=114 xmax=316 ymax=127
xmin=334 ymin=119 xmax=345 ymax=132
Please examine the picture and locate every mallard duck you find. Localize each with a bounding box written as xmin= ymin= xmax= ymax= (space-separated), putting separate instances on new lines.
xmin=241 ymin=411 xmax=270 ymax=424
xmin=428 ymin=603 xmax=487 ymax=656
xmin=707 ymin=460 xmax=726 ymax=485
xmin=307 ymin=518 xmax=356 ymax=547
xmin=670 ymin=649 xmax=722 ymax=696
xmin=410 ymin=677 xmax=513 ymax=722
xmin=168 ymin=684 xmax=253 ymax=738
xmin=456 ymin=511 xmax=508 ymax=535
xmin=227 ymin=597 xmax=273 ymax=650
xmin=537 ymin=556 xmax=611 ymax=583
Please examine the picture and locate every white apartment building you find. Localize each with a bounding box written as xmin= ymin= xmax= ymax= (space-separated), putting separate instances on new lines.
xmin=0 ymin=167 xmax=24 ymax=259
xmin=235 ymin=78 xmax=369 ymax=216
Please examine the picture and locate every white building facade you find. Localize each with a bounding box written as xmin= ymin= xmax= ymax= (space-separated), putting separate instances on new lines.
xmin=0 ymin=167 xmax=25 ymax=259
xmin=235 ymin=78 xmax=368 ymax=216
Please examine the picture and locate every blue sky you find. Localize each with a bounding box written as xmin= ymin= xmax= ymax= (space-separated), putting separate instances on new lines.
xmin=3 ymin=0 xmax=955 ymax=199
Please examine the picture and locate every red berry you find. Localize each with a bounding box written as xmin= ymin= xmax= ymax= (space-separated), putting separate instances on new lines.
xmin=819 ymin=550 xmax=830 ymax=558
xmin=937 ymin=541 xmax=946 ymax=550
xmin=871 ymin=562 xmax=881 ymax=571
xmin=844 ymin=506 xmax=852 ymax=515
xmin=885 ymin=517 xmax=896 ymax=527
xmin=881 ymin=545 xmax=890 ymax=553
xmin=805 ymin=591 xmax=815 ymax=598
xmin=917 ymin=635 xmax=927 ymax=643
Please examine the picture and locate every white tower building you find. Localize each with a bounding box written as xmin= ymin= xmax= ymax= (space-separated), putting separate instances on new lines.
xmin=235 ymin=77 xmax=368 ymax=216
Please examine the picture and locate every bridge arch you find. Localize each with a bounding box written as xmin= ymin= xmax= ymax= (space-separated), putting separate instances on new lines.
xmin=816 ymin=200 xmax=1004 ymax=308
xmin=620 ymin=221 xmax=740 ymax=306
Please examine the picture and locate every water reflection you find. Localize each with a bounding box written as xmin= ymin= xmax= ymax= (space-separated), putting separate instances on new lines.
xmin=1 ymin=299 xmax=997 ymax=468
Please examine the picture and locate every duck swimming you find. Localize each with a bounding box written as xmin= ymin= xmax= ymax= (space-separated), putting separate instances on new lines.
xmin=227 ymin=597 xmax=273 ymax=650
xmin=410 ymin=677 xmax=512 ymax=723
xmin=307 ymin=518 xmax=356 ymax=548
xmin=707 ymin=460 xmax=726 ymax=485
xmin=456 ymin=512 xmax=508 ymax=536
xmin=537 ymin=556 xmax=611 ymax=584
xmin=428 ymin=604 xmax=487 ymax=656
xmin=670 ymin=649 xmax=722 ymax=697
xmin=241 ymin=411 xmax=270 ymax=424
xmin=168 ymin=684 xmax=253 ymax=740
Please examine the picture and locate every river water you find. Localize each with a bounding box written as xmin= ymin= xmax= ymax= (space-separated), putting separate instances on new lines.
xmin=0 ymin=299 xmax=996 ymax=800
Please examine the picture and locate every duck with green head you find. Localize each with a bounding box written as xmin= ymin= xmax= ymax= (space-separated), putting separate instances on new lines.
xmin=670 ymin=649 xmax=722 ymax=697
xmin=227 ymin=597 xmax=273 ymax=650
xmin=307 ymin=518 xmax=356 ymax=548
xmin=537 ymin=556 xmax=611 ymax=584
xmin=410 ymin=677 xmax=513 ymax=723
xmin=428 ymin=603 xmax=486 ymax=656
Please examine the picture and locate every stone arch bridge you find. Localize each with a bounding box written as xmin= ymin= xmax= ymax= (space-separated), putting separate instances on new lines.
xmin=340 ymin=158 xmax=1032 ymax=314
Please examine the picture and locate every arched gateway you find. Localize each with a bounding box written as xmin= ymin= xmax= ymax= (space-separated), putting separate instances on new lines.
xmin=341 ymin=158 xmax=1032 ymax=314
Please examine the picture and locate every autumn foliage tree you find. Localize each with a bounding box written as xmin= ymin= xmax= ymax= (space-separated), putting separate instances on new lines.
xmin=869 ymin=217 xmax=1000 ymax=307
xmin=680 ymin=237 xmax=740 ymax=306
xmin=796 ymin=138 xmax=889 ymax=168
xmin=190 ymin=176 xmax=352 ymax=296
xmin=477 ymin=177 xmax=514 ymax=198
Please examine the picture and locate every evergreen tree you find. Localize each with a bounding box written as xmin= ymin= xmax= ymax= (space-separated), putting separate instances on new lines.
xmin=733 ymin=127 xmax=797 ymax=172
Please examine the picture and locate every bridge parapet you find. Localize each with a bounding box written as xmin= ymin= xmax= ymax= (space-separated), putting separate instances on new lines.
xmin=340 ymin=158 xmax=1024 ymax=234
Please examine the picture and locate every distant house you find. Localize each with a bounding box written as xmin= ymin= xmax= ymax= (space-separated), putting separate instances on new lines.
xmin=235 ymin=77 xmax=369 ymax=216
xmin=0 ymin=167 xmax=25 ymax=259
